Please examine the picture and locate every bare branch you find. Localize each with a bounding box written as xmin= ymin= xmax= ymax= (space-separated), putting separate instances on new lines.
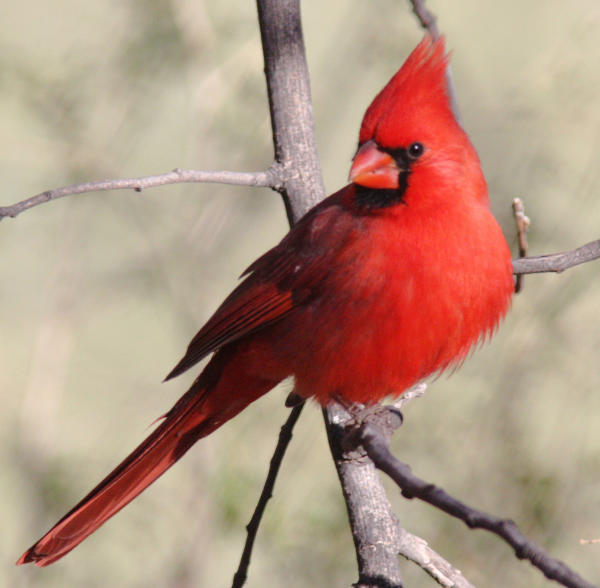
xmin=398 ymin=529 xmax=475 ymax=588
xmin=0 ymin=167 xmax=280 ymax=221
xmin=408 ymin=0 xmax=462 ymax=123
xmin=232 ymin=403 xmax=304 ymax=588
xmin=326 ymin=403 xmax=405 ymax=587
xmin=513 ymin=239 xmax=600 ymax=275
xmin=512 ymin=198 xmax=531 ymax=260
xmin=256 ymin=0 xmax=325 ymax=222
xmin=331 ymin=389 xmax=476 ymax=588
xmin=409 ymin=0 xmax=441 ymax=38
xmin=359 ymin=419 xmax=597 ymax=588
xmin=512 ymin=198 xmax=530 ymax=292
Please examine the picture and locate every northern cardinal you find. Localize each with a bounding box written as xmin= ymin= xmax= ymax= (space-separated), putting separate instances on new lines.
xmin=18 ymin=36 xmax=514 ymax=567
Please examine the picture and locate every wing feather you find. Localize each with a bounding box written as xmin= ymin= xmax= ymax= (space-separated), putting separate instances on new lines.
xmin=165 ymin=188 xmax=353 ymax=380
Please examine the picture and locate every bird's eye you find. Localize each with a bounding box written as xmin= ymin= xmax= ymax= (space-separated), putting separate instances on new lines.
xmin=407 ymin=142 xmax=425 ymax=159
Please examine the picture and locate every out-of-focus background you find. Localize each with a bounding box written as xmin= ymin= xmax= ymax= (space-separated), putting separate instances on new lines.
xmin=2 ymin=1 xmax=599 ymax=586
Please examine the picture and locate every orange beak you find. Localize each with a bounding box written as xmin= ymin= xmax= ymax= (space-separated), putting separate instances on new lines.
xmin=349 ymin=140 xmax=400 ymax=189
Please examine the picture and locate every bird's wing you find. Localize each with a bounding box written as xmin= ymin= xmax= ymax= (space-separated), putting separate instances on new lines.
xmin=165 ymin=189 xmax=353 ymax=380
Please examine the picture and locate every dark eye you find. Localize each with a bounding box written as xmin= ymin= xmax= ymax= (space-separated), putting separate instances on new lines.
xmin=407 ymin=142 xmax=425 ymax=159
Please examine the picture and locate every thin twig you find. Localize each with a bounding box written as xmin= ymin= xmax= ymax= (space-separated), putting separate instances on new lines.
xmin=398 ymin=528 xmax=475 ymax=588
xmin=408 ymin=0 xmax=462 ymax=123
xmin=409 ymin=0 xmax=440 ymax=38
xmin=359 ymin=421 xmax=598 ymax=588
xmin=512 ymin=239 xmax=600 ymax=275
xmin=512 ymin=198 xmax=530 ymax=292
xmin=6 ymin=166 xmax=598 ymax=282
xmin=0 ymin=167 xmax=280 ymax=221
xmin=231 ymin=403 xmax=304 ymax=588
xmin=579 ymin=538 xmax=600 ymax=545
xmin=512 ymin=198 xmax=530 ymax=259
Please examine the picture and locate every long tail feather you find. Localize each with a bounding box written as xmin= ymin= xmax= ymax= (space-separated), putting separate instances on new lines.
xmin=17 ymin=384 xmax=213 ymax=566
xmin=17 ymin=348 xmax=277 ymax=567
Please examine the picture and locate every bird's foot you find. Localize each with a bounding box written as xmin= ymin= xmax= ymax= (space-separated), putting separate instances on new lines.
xmin=330 ymin=399 xmax=404 ymax=453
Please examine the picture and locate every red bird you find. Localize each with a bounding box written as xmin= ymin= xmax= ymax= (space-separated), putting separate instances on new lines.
xmin=18 ymin=36 xmax=514 ymax=566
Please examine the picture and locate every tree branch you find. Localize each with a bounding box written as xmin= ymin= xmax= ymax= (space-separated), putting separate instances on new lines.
xmin=328 ymin=388 xmax=475 ymax=588
xmin=325 ymin=404 xmax=405 ymax=588
xmin=512 ymin=239 xmax=600 ymax=274
xmin=408 ymin=0 xmax=462 ymax=123
xmin=358 ymin=417 xmax=598 ymax=588
xmin=4 ymin=169 xmax=599 ymax=282
xmin=397 ymin=528 xmax=475 ymax=588
xmin=512 ymin=197 xmax=530 ymax=292
xmin=409 ymin=0 xmax=441 ymax=39
xmin=0 ymin=168 xmax=280 ymax=221
xmin=256 ymin=0 xmax=324 ymax=223
xmin=231 ymin=403 xmax=304 ymax=588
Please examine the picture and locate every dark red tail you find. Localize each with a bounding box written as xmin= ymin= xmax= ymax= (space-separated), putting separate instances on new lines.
xmin=17 ymin=349 xmax=278 ymax=566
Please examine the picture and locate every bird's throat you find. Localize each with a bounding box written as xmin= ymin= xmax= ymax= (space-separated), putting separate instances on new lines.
xmin=354 ymin=175 xmax=409 ymax=210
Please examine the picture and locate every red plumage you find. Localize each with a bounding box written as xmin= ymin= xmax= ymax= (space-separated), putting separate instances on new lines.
xmin=18 ymin=36 xmax=513 ymax=566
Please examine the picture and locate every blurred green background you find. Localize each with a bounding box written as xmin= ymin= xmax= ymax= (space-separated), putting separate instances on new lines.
xmin=2 ymin=1 xmax=599 ymax=586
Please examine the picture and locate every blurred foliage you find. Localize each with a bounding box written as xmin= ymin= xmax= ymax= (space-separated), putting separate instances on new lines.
xmin=2 ymin=1 xmax=600 ymax=587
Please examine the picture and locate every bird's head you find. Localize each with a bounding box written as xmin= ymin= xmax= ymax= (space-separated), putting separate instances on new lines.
xmin=349 ymin=36 xmax=485 ymax=207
